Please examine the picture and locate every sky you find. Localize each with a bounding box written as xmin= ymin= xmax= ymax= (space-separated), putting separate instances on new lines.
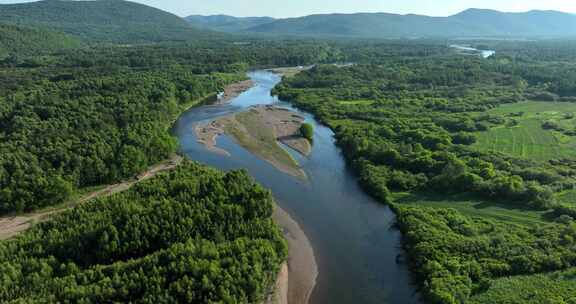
xmin=0 ymin=0 xmax=575 ymax=18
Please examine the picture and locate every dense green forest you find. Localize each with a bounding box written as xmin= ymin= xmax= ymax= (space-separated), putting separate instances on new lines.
xmin=3 ymin=9 xmax=576 ymax=300
xmin=275 ymin=41 xmax=576 ymax=303
xmin=0 ymin=40 xmax=339 ymax=214
xmin=0 ymin=24 xmax=79 ymax=57
xmin=0 ymin=0 xmax=212 ymax=43
xmin=0 ymin=162 xmax=287 ymax=303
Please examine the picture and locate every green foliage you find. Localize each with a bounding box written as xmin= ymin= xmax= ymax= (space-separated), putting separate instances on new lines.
xmin=300 ymin=122 xmax=314 ymax=141
xmin=0 ymin=66 xmax=230 ymax=214
xmin=0 ymin=40 xmax=339 ymax=214
xmin=244 ymin=9 xmax=576 ymax=39
xmin=185 ymin=15 xmax=276 ymax=32
xmin=0 ymin=23 xmax=79 ymax=57
xmin=0 ymin=0 xmax=211 ymax=43
xmin=469 ymin=267 xmax=576 ymax=304
xmin=394 ymin=205 xmax=576 ymax=304
xmin=0 ymin=162 xmax=287 ymax=303
xmin=473 ymin=102 xmax=576 ymax=160
xmin=275 ymin=41 xmax=576 ymax=303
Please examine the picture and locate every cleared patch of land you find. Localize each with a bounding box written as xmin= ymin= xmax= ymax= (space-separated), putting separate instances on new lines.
xmin=393 ymin=192 xmax=550 ymax=226
xmin=195 ymin=106 xmax=311 ymax=179
xmin=474 ymin=101 xmax=576 ymax=160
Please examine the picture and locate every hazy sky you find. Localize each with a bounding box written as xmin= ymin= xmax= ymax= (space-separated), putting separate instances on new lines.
xmin=1 ymin=0 xmax=575 ymax=17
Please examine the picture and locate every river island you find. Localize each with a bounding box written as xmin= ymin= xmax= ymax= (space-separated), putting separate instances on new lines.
xmin=194 ymin=105 xmax=311 ymax=179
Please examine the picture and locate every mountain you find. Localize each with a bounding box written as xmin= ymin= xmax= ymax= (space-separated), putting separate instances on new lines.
xmin=235 ymin=9 xmax=576 ymax=39
xmin=0 ymin=23 xmax=80 ymax=56
xmin=0 ymin=0 xmax=211 ymax=43
xmin=185 ymin=15 xmax=275 ymax=32
xmin=449 ymin=8 xmax=576 ymax=37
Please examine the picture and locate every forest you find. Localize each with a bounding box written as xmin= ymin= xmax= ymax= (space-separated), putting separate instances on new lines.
xmin=0 ymin=40 xmax=338 ymax=214
xmin=275 ymin=41 xmax=576 ymax=303
xmin=3 ymin=14 xmax=576 ymax=301
xmin=0 ymin=161 xmax=287 ymax=303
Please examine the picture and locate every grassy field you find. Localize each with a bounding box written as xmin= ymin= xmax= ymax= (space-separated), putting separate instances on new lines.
xmin=473 ymin=101 xmax=576 ymax=160
xmin=393 ymin=192 xmax=550 ymax=226
xmin=469 ymin=267 xmax=576 ymax=304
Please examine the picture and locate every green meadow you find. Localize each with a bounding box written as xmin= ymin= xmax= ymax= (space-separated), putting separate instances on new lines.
xmin=393 ymin=192 xmax=550 ymax=226
xmin=474 ymin=101 xmax=576 ymax=160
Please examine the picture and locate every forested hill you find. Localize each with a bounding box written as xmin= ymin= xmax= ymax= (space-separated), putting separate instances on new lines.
xmin=185 ymin=15 xmax=275 ymax=32
xmin=230 ymin=9 xmax=576 ymax=39
xmin=0 ymin=23 xmax=80 ymax=56
xmin=0 ymin=0 xmax=212 ymax=43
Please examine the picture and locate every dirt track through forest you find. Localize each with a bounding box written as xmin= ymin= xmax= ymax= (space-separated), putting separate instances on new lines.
xmin=0 ymin=155 xmax=183 ymax=240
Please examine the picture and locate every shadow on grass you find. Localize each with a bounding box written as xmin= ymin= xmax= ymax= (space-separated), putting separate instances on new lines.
xmin=394 ymin=191 xmax=551 ymax=224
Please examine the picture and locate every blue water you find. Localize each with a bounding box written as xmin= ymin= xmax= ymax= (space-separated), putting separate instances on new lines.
xmin=173 ymin=70 xmax=421 ymax=304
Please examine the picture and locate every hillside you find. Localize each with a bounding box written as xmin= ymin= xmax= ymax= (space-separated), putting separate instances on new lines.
xmin=239 ymin=9 xmax=576 ymax=38
xmin=0 ymin=0 xmax=211 ymax=43
xmin=185 ymin=15 xmax=275 ymax=32
xmin=0 ymin=23 xmax=80 ymax=56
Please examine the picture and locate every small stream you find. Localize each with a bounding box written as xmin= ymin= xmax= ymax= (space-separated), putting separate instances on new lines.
xmin=173 ymin=70 xmax=421 ymax=304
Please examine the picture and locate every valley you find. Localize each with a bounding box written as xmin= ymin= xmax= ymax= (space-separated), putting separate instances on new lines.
xmin=0 ymin=1 xmax=576 ymax=303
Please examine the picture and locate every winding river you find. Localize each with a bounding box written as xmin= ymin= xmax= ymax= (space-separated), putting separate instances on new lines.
xmin=173 ymin=70 xmax=421 ymax=304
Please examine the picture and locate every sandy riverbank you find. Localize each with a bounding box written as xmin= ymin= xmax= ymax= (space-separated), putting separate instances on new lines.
xmin=271 ymin=205 xmax=318 ymax=304
xmin=194 ymin=105 xmax=311 ymax=179
xmin=268 ymin=66 xmax=313 ymax=78
xmin=215 ymin=79 xmax=254 ymax=105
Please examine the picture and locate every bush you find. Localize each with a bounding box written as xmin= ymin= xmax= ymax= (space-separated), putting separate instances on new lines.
xmin=300 ymin=122 xmax=314 ymax=141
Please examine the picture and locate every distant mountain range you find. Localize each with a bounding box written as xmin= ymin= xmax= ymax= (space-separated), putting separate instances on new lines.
xmin=0 ymin=0 xmax=574 ymax=46
xmin=186 ymin=9 xmax=576 ymax=38
xmin=0 ymin=0 xmax=215 ymax=43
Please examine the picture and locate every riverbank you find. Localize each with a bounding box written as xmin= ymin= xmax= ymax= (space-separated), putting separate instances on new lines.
xmin=273 ymin=205 xmax=318 ymax=304
xmin=194 ymin=105 xmax=310 ymax=179
xmin=216 ymin=79 xmax=254 ymax=104
xmin=268 ymin=66 xmax=313 ymax=78
xmin=176 ymin=69 xmax=422 ymax=303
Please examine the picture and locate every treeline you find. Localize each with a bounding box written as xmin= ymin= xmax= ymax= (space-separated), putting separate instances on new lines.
xmin=0 ymin=162 xmax=287 ymax=303
xmin=274 ymin=42 xmax=576 ymax=303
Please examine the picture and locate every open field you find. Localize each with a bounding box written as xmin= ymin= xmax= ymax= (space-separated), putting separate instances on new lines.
xmin=474 ymin=101 xmax=576 ymax=160
xmin=393 ymin=192 xmax=550 ymax=226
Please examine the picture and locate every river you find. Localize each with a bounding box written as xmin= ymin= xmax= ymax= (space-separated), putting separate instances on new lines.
xmin=450 ymin=44 xmax=496 ymax=58
xmin=173 ymin=70 xmax=421 ymax=304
